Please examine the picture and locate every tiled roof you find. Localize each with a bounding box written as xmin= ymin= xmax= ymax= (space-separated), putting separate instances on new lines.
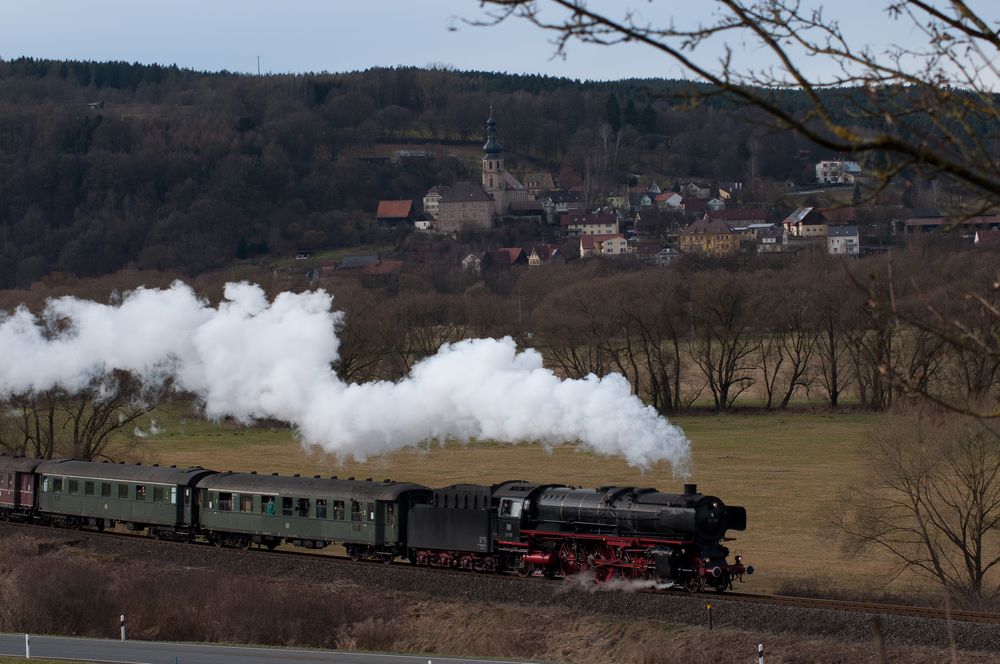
xmin=708 ymin=207 xmax=768 ymax=222
xmin=376 ymin=200 xmax=413 ymax=219
xmin=682 ymin=218 xmax=734 ymax=235
xmin=439 ymin=182 xmax=492 ymax=203
xmin=560 ymin=212 xmax=618 ymax=227
xmin=827 ymin=225 xmax=859 ymax=237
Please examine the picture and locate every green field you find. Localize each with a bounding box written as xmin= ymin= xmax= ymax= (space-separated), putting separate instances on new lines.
xmin=132 ymin=404 xmax=895 ymax=595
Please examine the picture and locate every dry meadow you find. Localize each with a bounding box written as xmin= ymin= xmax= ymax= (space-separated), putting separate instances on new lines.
xmin=134 ymin=405 xmax=901 ymax=596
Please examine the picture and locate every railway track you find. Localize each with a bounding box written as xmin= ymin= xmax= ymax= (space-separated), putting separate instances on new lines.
xmin=719 ymin=591 xmax=1000 ymax=625
xmin=4 ymin=519 xmax=999 ymax=625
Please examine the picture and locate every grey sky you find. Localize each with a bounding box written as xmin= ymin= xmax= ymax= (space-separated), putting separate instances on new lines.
xmin=0 ymin=1 xmax=965 ymax=81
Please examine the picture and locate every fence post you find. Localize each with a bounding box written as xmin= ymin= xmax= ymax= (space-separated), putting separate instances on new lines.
xmin=757 ymin=642 xmax=764 ymax=664
xmin=120 ymin=613 xmax=126 ymax=641
xmin=25 ymin=634 xmax=30 ymax=659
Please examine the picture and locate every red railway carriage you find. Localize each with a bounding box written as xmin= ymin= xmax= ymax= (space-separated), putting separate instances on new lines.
xmin=0 ymin=455 xmax=43 ymax=519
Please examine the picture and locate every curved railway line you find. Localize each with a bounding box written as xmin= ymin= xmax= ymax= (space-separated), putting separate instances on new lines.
xmin=5 ymin=519 xmax=999 ymax=626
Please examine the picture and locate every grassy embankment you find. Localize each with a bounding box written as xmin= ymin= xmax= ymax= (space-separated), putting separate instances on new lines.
xmin=133 ymin=404 xmax=896 ymax=596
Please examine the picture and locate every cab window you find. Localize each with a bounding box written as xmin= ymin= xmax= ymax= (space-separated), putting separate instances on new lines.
xmin=500 ymin=499 xmax=522 ymax=518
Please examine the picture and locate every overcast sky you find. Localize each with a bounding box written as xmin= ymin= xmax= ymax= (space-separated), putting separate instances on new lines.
xmin=0 ymin=1 xmax=972 ymax=82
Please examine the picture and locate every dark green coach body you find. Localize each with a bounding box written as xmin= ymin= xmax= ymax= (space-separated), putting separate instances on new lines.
xmin=196 ymin=472 xmax=430 ymax=554
xmin=35 ymin=460 xmax=216 ymax=531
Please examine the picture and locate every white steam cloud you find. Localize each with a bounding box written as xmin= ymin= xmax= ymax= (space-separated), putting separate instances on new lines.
xmin=0 ymin=282 xmax=690 ymax=471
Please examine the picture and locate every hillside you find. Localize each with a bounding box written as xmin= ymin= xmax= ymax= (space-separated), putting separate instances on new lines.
xmin=0 ymin=58 xmax=882 ymax=288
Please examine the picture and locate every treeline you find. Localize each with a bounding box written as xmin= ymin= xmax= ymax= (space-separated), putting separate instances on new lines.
xmin=0 ymin=58 xmax=849 ymax=288
xmin=326 ymin=245 xmax=1000 ymax=414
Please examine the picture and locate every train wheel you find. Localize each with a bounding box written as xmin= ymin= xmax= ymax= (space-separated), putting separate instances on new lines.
xmin=265 ymin=540 xmax=279 ymax=551
xmin=239 ymin=537 xmax=252 ymax=551
xmin=558 ymin=544 xmax=580 ymax=578
xmin=516 ymin=561 xmax=533 ymax=577
xmin=592 ymin=543 xmax=618 ymax=584
xmin=347 ymin=545 xmax=361 ymax=562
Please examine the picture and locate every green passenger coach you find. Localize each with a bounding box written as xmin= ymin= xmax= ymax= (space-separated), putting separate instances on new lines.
xmin=197 ymin=472 xmax=430 ymax=560
xmin=35 ymin=460 xmax=216 ymax=537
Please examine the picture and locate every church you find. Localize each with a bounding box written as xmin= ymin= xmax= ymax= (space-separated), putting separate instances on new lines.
xmin=424 ymin=109 xmax=529 ymax=233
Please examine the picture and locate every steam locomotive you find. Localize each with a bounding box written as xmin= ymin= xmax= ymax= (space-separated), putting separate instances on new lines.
xmin=0 ymin=455 xmax=752 ymax=592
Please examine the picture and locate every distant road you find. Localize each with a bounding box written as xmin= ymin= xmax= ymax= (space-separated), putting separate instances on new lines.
xmin=0 ymin=634 xmax=540 ymax=664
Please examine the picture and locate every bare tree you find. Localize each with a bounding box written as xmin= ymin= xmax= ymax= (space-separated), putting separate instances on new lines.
xmin=832 ymin=411 xmax=1000 ymax=604
xmin=473 ymin=1 xmax=1000 ymax=208
xmin=0 ymin=371 xmax=159 ymax=461
xmin=688 ymin=270 xmax=761 ymax=410
xmin=755 ymin=278 xmax=819 ymax=410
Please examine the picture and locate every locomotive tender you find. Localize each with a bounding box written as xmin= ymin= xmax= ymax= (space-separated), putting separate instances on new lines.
xmin=0 ymin=454 xmax=752 ymax=591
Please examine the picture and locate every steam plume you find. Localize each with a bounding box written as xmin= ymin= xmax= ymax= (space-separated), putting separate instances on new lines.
xmin=0 ymin=282 xmax=690 ymax=471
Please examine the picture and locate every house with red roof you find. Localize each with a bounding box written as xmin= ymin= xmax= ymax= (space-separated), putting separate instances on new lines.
xmin=580 ymin=233 xmax=630 ymax=257
xmin=376 ymin=200 xmax=414 ymax=225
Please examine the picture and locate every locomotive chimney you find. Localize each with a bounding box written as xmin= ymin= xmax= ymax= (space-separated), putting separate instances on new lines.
xmin=684 ymin=483 xmax=697 ymax=495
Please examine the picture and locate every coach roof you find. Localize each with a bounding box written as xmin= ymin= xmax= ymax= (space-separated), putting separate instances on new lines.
xmin=34 ymin=459 xmax=216 ymax=485
xmin=0 ymin=454 xmax=45 ymax=473
xmin=197 ymin=472 xmax=430 ymax=501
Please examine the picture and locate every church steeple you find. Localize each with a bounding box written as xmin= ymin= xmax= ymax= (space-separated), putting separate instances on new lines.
xmin=483 ymin=105 xmax=502 ymax=156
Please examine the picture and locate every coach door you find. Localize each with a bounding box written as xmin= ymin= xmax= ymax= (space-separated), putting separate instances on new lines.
xmin=17 ymin=473 xmax=35 ymax=508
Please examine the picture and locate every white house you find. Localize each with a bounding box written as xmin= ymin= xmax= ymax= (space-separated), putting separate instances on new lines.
xmin=816 ymin=160 xmax=862 ymax=184
xmin=827 ymin=225 xmax=860 ymax=255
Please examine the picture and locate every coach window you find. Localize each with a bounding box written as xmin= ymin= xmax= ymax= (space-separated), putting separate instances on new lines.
xmin=350 ymin=500 xmax=361 ymax=522
xmin=118 ymin=484 xmax=129 ymax=499
xmin=84 ymin=481 xmax=95 ymax=496
xmin=333 ymin=500 xmax=345 ymax=520
xmin=136 ymin=485 xmax=146 ymax=501
xmin=153 ymin=487 xmax=164 ymax=503
xmin=101 ymin=483 xmax=111 ymax=498
xmin=240 ymin=494 xmax=252 ymax=512
xmin=386 ymin=504 xmax=395 ymax=527
xmin=53 ymin=477 xmax=63 ymax=492
xmin=171 ymin=487 xmax=178 ymax=505
xmin=281 ymin=497 xmax=293 ymax=517
xmin=316 ymin=499 xmax=327 ymax=519
xmin=218 ymin=492 xmax=232 ymax=511
xmin=261 ymin=496 xmax=276 ymax=515
xmin=68 ymin=479 xmax=79 ymax=495
xmin=296 ymin=498 xmax=310 ymax=518
xmin=367 ymin=502 xmax=375 ymax=521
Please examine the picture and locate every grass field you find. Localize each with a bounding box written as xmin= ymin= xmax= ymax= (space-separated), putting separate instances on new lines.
xmin=133 ymin=404 xmax=898 ymax=595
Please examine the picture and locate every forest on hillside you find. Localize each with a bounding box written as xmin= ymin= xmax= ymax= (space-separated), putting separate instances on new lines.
xmin=0 ymin=58 xmax=939 ymax=287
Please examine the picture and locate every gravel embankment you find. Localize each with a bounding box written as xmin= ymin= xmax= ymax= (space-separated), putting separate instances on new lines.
xmin=5 ymin=522 xmax=999 ymax=653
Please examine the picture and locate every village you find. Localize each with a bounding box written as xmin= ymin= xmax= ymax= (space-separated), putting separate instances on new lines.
xmin=324 ymin=111 xmax=1000 ymax=280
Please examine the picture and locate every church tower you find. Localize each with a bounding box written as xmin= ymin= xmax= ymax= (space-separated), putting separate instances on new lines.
xmin=482 ymin=107 xmax=505 ymax=215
